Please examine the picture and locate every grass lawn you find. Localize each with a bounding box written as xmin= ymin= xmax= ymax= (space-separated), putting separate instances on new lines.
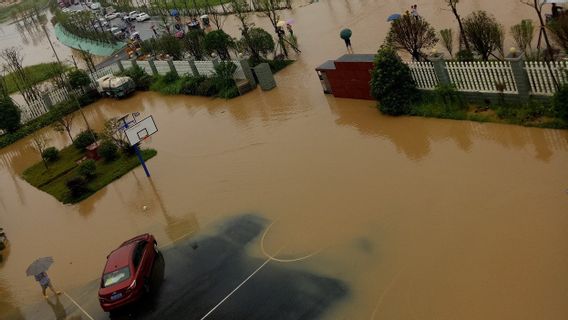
xmin=0 ymin=0 xmax=50 ymax=23
xmin=23 ymin=145 xmax=157 ymax=204
xmin=4 ymin=62 xmax=67 ymax=94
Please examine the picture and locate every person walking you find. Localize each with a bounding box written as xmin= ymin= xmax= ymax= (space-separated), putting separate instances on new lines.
xmin=34 ymin=272 xmax=61 ymax=298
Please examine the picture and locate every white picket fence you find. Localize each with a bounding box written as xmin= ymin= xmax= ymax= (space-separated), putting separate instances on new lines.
xmin=117 ymin=59 xmax=247 ymax=79
xmin=407 ymin=60 xmax=568 ymax=95
xmin=407 ymin=62 xmax=439 ymax=89
xmin=525 ymin=61 xmax=568 ymax=96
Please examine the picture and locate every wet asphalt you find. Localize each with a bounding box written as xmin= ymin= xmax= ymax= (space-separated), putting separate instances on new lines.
xmin=6 ymin=215 xmax=346 ymax=320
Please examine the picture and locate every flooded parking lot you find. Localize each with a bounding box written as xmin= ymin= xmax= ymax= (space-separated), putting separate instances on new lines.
xmin=1 ymin=0 xmax=568 ymax=319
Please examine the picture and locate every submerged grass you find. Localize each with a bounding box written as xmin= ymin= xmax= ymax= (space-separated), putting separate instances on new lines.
xmin=23 ymin=146 xmax=157 ymax=204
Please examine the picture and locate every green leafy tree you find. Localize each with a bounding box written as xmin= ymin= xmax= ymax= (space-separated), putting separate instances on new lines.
xmin=98 ymin=140 xmax=118 ymax=161
xmin=445 ymin=0 xmax=470 ymax=51
xmin=78 ymin=159 xmax=96 ymax=180
xmin=510 ymin=20 xmax=535 ymax=54
xmin=548 ymin=15 xmax=568 ymax=54
xmin=73 ymin=130 xmax=98 ymax=150
xmin=240 ymin=28 xmax=275 ymax=58
xmin=463 ymin=11 xmax=504 ymax=61
xmin=204 ymin=30 xmax=234 ymax=60
xmin=185 ymin=29 xmax=206 ymax=60
xmin=42 ymin=147 xmax=60 ymax=162
xmin=553 ymin=84 xmax=568 ymax=121
xmin=157 ymin=34 xmax=184 ymax=60
xmin=68 ymin=69 xmax=91 ymax=89
xmin=370 ymin=46 xmax=419 ymax=116
xmin=386 ymin=13 xmax=438 ymax=61
xmin=0 ymin=97 xmax=21 ymax=132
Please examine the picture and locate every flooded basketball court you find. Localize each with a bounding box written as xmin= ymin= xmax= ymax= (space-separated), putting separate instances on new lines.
xmin=1 ymin=0 xmax=568 ymax=319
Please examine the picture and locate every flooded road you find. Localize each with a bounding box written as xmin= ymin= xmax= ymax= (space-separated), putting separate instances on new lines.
xmin=1 ymin=0 xmax=568 ymax=319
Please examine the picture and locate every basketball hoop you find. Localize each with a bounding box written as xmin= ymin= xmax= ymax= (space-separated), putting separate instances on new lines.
xmin=140 ymin=135 xmax=152 ymax=144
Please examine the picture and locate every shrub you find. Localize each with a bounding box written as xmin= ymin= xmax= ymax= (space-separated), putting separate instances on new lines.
xmin=203 ymin=30 xmax=233 ymax=60
xmin=0 ymin=97 xmax=21 ymax=132
xmin=41 ymin=147 xmax=60 ymax=162
xmin=218 ymin=86 xmax=240 ymax=99
xmin=78 ymin=159 xmax=96 ymax=179
xmin=433 ymin=84 xmax=464 ymax=110
xmin=455 ymin=49 xmax=474 ymax=61
xmin=240 ymin=28 xmax=275 ymax=58
xmin=120 ymin=66 xmax=153 ymax=90
xmin=68 ymin=69 xmax=91 ymax=88
xmin=182 ymin=75 xmax=207 ymax=95
xmin=66 ymin=176 xmax=88 ymax=198
xmin=98 ymin=140 xmax=118 ymax=161
xmin=553 ymin=84 xmax=568 ymax=121
xmin=73 ymin=130 xmax=98 ymax=150
xmin=197 ymin=78 xmax=219 ymax=96
xmin=370 ymin=46 xmax=420 ymax=115
xmin=163 ymin=71 xmax=179 ymax=84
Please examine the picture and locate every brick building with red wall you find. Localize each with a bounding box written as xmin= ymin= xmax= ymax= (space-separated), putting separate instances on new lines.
xmin=316 ymin=54 xmax=375 ymax=100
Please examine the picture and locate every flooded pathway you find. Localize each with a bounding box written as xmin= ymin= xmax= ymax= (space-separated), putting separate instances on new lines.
xmin=1 ymin=1 xmax=568 ymax=319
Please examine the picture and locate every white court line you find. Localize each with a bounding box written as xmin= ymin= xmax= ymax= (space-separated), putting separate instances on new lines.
xmin=63 ymin=292 xmax=95 ymax=320
xmin=199 ymin=249 xmax=282 ymax=320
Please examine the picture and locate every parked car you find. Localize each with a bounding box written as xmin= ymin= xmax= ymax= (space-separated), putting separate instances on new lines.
xmin=105 ymin=12 xmax=118 ymax=20
xmin=136 ymin=13 xmax=150 ymax=22
xmin=90 ymin=2 xmax=101 ymax=10
xmin=96 ymin=18 xmax=109 ymax=27
xmin=98 ymin=234 xmax=160 ymax=312
xmin=110 ymin=26 xmax=124 ymax=38
xmin=128 ymin=11 xmax=139 ymax=20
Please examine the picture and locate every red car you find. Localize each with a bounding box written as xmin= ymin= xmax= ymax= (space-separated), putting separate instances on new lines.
xmin=98 ymin=234 xmax=160 ymax=312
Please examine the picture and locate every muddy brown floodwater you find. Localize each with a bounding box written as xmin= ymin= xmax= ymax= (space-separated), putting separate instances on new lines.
xmin=1 ymin=0 xmax=568 ymax=319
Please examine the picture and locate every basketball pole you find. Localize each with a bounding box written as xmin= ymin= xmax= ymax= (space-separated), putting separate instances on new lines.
xmin=121 ymin=117 xmax=151 ymax=178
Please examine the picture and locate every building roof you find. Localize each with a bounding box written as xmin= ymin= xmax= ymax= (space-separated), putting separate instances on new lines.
xmin=336 ymin=54 xmax=376 ymax=62
xmin=316 ymin=60 xmax=336 ymax=71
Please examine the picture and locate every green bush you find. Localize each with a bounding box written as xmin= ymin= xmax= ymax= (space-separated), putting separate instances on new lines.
xmin=203 ymin=30 xmax=233 ymax=60
xmin=66 ymin=176 xmax=88 ymax=198
xmin=119 ymin=66 xmax=153 ymax=91
xmin=433 ymin=84 xmax=465 ymax=110
xmin=196 ymin=78 xmax=219 ymax=96
xmin=73 ymin=130 xmax=98 ymax=150
xmin=370 ymin=46 xmax=420 ymax=115
xmin=553 ymin=84 xmax=568 ymax=121
xmin=182 ymin=75 xmax=207 ymax=95
xmin=163 ymin=71 xmax=179 ymax=84
xmin=68 ymin=69 xmax=91 ymax=88
xmin=0 ymin=97 xmax=21 ymax=132
xmin=42 ymin=147 xmax=60 ymax=162
xmin=78 ymin=159 xmax=96 ymax=179
xmin=455 ymin=49 xmax=475 ymax=61
xmin=98 ymin=140 xmax=118 ymax=161
xmin=149 ymin=75 xmax=185 ymax=95
xmin=218 ymin=86 xmax=240 ymax=99
xmin=239 ymin=28 xmax=275 ymax=59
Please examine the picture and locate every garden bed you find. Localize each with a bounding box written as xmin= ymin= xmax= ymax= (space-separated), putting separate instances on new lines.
xmin=22 ymin=146 xmax=157 ymax=204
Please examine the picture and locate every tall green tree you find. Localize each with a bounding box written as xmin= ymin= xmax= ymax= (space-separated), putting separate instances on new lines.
xmin=204 ymin=30 xmax=234 ymax=60
xmin=386 ymin=13 xmax=438 ymax=61
xmin=370 ymin=46 xmax=419 ymax=116
xmin=463 ymin=11 xmax=504 ymax=60
xmin=0 ymin=97 xmax=21 ymax=132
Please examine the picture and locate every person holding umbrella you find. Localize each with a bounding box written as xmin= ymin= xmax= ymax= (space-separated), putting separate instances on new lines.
xmin=27 ymin=257 xmax=61 ymax=298
xmin=340 ymin=28 xmax=353 ymax=53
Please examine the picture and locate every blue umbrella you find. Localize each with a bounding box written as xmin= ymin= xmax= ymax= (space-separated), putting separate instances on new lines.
xmin=170 ymin=9 xmax=179 ymax=17
xmin=387 ymin=13 xmax=401 ymax=22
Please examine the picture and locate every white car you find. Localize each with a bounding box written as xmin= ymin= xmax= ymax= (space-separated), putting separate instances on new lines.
xmin=136 ymin=13 xmax=150 ymax=22
xmin=128 ymin=11 xmax=139 ymax=20
xmin=90 ymin=2 xmax=101 ymax=10
xmin=105 ymin=12 xmax=118 ymax=20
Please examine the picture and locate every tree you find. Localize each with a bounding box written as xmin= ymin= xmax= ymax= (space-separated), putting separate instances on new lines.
xmin=521 ymin=0 xmax=557 ymax=61
xmin=370 ymin=46 xmax=420 ymax=116
xmin=230 ymin=0 xmax=261 ymax=61
xmin=31 ymin=133 xmax=49 ymax=170
xmin=255 ymin=0 xmax=280 ymax=33
xmin=510 ymin=20 xmax=535 ymax=54
xmin=204 ymin=30 xmax=234 ymax=60
xmin=445 ymin=0 xmax=470 ymax=51
xmin=0 ymin=47 xmax=41 ymax=104
xmin=0 ymin=97 xmax=21 ymax=132
xmin=157 ymin=34 xmax=184 ymax=60
xmin=240 ymin=28 xmax=275 ymax=58
xmin=68 ymin=69 xmax=91 ymax=90
xmin=52 ymin=108 xmax=75 ymax=143
xmin=185 ymin=29 xmax=206 ymax=60
xmin=463 ymin=11 xmax=504 ymax=60
xmin=203 ymin=0 xmax=227 ymax=30
xmin=548 ymin=14 xmax=568 ymax=54
xmin=440 ymin=29 xmax=454 ymax=58
xmin=386 ymin=13 xmax=438 ymax=61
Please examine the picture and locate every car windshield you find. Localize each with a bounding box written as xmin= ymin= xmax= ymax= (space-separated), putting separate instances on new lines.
xmin=102 ymin=267 xmax=130 ymax=288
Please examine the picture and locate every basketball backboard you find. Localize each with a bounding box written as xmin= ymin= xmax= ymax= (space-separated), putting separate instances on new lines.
xmin=125 ymin=116 xmax=158 ymax=146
